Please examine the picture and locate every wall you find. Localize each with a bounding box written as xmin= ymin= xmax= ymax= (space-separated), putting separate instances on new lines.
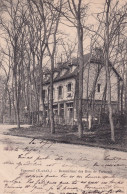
xmin=42 ymin=78 xmax=76 ymax=104
xmin=40 ymin=63 xmax=119 ymax=120
xmin=82 ymin=63 xmax=118 ymax=101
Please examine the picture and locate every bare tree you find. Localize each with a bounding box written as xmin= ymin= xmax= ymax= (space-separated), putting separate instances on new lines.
xmin=58 ymin=0 xmax=88 ymax=137
xmin=46 ymin=1 xmax=62 ymax=133
xmin=87 ymin=0 xmax=127 ymax=141
xmin=30 ymin=0 xmax=63 ymax=133
xmin=103 ymin=0 xmax=115 ymax=141
xmin=0 ymin=0 xmax=28 ymax=128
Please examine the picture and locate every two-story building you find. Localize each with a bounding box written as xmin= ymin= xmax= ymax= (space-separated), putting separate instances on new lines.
xmin=40 ymin=52 xmax=122 ymax=125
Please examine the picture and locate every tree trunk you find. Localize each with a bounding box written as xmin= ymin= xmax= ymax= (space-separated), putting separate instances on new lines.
xmin=117 ymin=79 xmax=120 ymax=113
xmin=8 ymin=90 xmax=12 ymax=121
xmin=14 ymin=75 xmax=20 ymax=128
xmin=105 ymin=60 xmax=115 ymax=142
xmin=32 ymin=53 xmax=40 ymax=124
xmin=49 ymin=57 xmax=55 ymax=134
xmin=99 ymin=83 xmax=107 ymax=125
xmin=104 ymin=0 xmax=115 ymax=142
xmin=77 ymin=24 xmax=84 ymax=138
xmin=40 ymin=55 xmax=46 ymax=126
xmin=13 ymin=42 xmax=20 ymax=129
xmin=125 ymin=62 xmax=127 ymax=123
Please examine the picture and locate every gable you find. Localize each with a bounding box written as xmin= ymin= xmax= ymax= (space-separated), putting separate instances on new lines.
xmin=82 ymin=63 xmax=119 ymax=101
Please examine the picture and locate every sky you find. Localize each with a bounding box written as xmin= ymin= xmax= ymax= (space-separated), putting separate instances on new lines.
xmin=58 ymin=0 xmax=126 ymax=49
xmin=58 ymin=0 xmax=105 ymax=54
xmin=0 ymin=0 xmax=126 ymax=73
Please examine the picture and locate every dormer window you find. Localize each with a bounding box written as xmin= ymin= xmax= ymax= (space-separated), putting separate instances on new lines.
xmin=70 ymin=65 xmax=76 ymax=73
xmin=97 ymin=84 xmax=101 ymax=93
xmin=60 ymin=69 xmax=67 ymax=76
xmin=44 ymin=74 xmax=50 ymax=82
xmin=53 ymin=72 xmax=58 ymax=79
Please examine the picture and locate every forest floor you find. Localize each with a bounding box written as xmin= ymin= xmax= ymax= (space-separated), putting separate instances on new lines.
xmin=0 ymin=124 xmax=127 ymax=193
xmin=4 ymin=124 xmax=127 ymax=152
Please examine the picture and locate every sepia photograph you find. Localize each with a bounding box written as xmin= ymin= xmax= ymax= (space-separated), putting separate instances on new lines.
xmin=0 ymin=0 xmax=127 ymax=193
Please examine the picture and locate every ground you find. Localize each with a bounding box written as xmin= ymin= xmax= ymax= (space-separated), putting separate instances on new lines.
xmin=0 ymin=124 xmax=127 ymax=194
xmin=5 ymin=124 xmax=127 ymax=152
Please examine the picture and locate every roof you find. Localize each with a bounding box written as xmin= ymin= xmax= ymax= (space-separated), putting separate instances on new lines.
xmin=109 ymin=62 xmax=122 ymax=81
xmin=43 ymin=53 xmax=122 ymax=84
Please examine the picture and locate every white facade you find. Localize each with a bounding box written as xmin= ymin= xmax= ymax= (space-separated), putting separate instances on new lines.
xmin=83 ymin=63 xmax=118 ymax=101
xmin=39 ymin=58 xmax=121 ymax=124
xmin=41 ymin=78 xmax=76 ymax=103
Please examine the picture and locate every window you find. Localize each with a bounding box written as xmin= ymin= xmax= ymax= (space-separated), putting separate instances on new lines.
xmin=53 ymin=104 xmax=58 ymax=115
xmin=37 ymin=85 xmax=40 ymax=93
xmin=67 ymin=83 xmax=72 ymax=92
xmin=58 ymin=86 xmax=62 ymax=96
xmin=53 ymin=88 xmax=55 ymax=100
xmin=60 ymin=103 xmax=64 ymax=117
xmin=97 ymin=84 xmax=101 ymax=93
xmin=67 ymin=103 xmax=73 ymax=119
xmin=42 ymin=90 xmax=46 ymax=99
xmin=66 ymin=102 xmax=73 ymax=108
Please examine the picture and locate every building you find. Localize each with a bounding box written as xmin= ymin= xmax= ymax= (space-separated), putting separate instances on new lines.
xmin=40 ymin=52 xmax=122 ymax=125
